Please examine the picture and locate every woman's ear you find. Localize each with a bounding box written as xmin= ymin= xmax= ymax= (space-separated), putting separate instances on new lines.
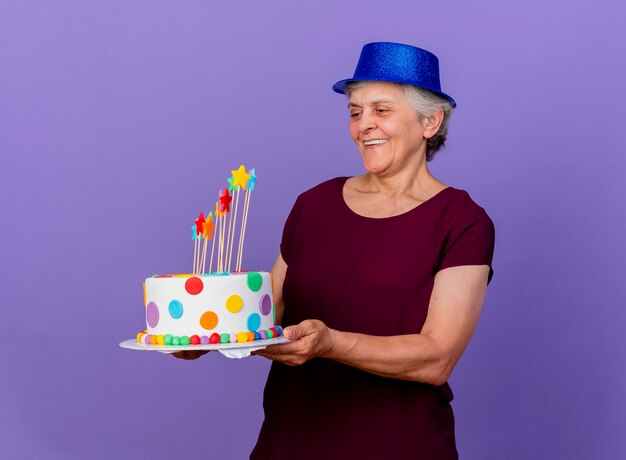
xmin=421 ymin=108 xmax=444 ymax=139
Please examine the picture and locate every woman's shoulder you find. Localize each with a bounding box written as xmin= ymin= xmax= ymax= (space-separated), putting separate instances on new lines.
xmin=295 ymin=177 xmax=348 ymax=203
xmin=439 ymin=186 xmax=494 ymax=229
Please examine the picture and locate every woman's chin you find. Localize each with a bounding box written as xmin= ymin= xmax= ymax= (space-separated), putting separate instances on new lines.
xmin=362 ymin=159 xmax=391 ymax=175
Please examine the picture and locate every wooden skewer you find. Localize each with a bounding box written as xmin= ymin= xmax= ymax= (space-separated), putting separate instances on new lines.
xmin=209 ymin=222 xmax=216 ymax=274
xmin=235 ymin=190 xmax=247 ymax=271
xmin=217 ymin=214 xmax=222 ymax=272
xmin=193 ymin=236 xmax=197 ymax=275
xmin=201 ymin=235 xmax=208 ymax=274
xmin=227 ymin=188 xmax=241 ymax=272
xmin=237 ymin=189 xmax=252 ymax=272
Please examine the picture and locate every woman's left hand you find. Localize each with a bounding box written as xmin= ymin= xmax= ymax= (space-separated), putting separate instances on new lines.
xmin=253 ymin=319 xmax=335 ymax=366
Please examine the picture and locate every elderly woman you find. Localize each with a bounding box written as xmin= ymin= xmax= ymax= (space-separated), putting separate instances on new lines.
xmin=250 ymin=43 xmax=495 ymax=459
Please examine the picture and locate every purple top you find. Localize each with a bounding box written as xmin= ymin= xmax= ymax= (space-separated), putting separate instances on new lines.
xmin=252 ymin=177 xmax=495 ymax=459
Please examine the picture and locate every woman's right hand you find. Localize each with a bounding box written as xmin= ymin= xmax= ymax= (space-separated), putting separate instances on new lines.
xmin=171 ymin=350 xmax=209 ymax=360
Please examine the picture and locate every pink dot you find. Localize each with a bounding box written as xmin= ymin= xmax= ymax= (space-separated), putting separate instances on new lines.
xmin=146 ymin=302 xmax=159 ymax=328
xmin=259 ymin=294 xmax=272 ymax=316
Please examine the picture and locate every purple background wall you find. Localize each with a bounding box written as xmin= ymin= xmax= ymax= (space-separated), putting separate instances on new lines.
xmin=2 ymin=1 xmax=624 ymax=458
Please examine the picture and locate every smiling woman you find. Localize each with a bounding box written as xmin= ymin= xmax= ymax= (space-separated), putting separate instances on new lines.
xmin=250 ymin=42 xmax=495 ymax=460
xmin=347 ymin=81 xmax=454 ymax=162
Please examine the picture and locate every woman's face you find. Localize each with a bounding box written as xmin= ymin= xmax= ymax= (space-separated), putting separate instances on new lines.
xmin=348 ymin=82 xmax=427 ymax=176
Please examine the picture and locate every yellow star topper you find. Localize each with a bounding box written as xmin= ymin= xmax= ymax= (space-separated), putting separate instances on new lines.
xmin=231 ymin=165 xmax=251 ymax=190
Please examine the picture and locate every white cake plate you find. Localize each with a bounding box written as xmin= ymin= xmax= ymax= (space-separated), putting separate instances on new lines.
xmin=119 ymin=336 xmax=290 ymax=359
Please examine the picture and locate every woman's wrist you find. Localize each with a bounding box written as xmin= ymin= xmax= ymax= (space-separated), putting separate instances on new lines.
xmin=322 ymin=327 xmax=355 ymax=361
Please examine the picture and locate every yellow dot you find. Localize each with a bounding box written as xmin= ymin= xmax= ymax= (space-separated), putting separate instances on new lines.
xmin=200 ymin=311 xmax=218 ymax=330
xmin=137 ymin=332 xmax=145 ymax=343
xmin=226 ymin=295 xmax=243 ymax=313
xmin=157 ymin=335 xmax=165 ymax=345
xmin=237 ymin=332 xmax=249 ymax=343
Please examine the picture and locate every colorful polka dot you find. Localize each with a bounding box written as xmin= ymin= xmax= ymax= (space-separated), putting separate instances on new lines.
xmin=237 ymin=332 xmax=249 ymax=343
xmin=146 ymin=302 xmax=160 ymax=328
xmin=185 ymin=277 xmax=204 ymax=295
xmin=200 ymin=336 xmax=210 ymax=345
xmin=259 ymin=294 xmax=272 ymax=316
xmin=259 ymin=330 xmax=267 ymax=340
xmin=180 ymin=336 xmax=190 ymax=346
xmin=210 ymin=333 xmax=221 ymax=344
xmin=247 ymin=332 xmax=255 ymax=342
xmin=220 ymin=333 xmax=230 ymax=344
xmin=247 ymin=272 xmax=263 ymax=292
xmin=190 ymin=335 xmax=200 ymax=345
xmin=225 ymin=294 xmax=243 ymax=313
xmin=247 ymin=313 xmax=261 ymax=331
xmin=199 ymin=311 xmax=218 ymax=330
xmin=164 ymin=334 xmax=173 ymax=345
xmin=172 ymin=336 xmax=180 ymax=346
xmin=169 ymin=300 xmax=183 ymax=319
xmin=157 ymin=335 xmax=165 ymax=345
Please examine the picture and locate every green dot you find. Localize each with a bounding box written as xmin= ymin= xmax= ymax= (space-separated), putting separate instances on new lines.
xmin=172 ymin=336 xmax=180 ymax=346
xmin=164 ymin=334 xmax=173 ymax=345
xmin=247 ymin=272 xmax=263 ymax=292
xmin=220 ymin=333 xmax=230 ymax=344
xmin=266 ymin=329 xmax=274 ymax=339
xmin=180 ymin=336 xmax=190 ymax=346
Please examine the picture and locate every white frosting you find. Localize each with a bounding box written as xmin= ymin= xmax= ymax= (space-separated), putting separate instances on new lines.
xmin=144 ymin=272 xmax=275 ymax=337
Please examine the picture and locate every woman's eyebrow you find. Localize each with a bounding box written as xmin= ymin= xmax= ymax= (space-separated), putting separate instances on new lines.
xmin=348 ymin=98 xmax=395 ymax=109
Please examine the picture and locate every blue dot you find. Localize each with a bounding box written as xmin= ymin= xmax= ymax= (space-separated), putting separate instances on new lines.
xmin=169 ymin=300 xmax=184 ymax=319
xmin=247 ymin=313 xmax=261 ymax=331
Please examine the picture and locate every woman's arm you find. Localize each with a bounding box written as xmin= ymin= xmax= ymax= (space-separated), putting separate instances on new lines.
xmin=255 ymin=262 xmax=490 ymax=386
xmin=270 ymin=253 xmax=287 ymax=325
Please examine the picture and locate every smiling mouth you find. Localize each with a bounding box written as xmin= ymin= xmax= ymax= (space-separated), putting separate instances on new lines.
xmin=363 ymin=139 xmax=389 ymax=146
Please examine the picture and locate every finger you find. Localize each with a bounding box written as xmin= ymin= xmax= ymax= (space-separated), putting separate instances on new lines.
xmin=283 ymin=325 xmax=299 ymax=340
xmin=284 ymin=320 xmax=319 ymax=340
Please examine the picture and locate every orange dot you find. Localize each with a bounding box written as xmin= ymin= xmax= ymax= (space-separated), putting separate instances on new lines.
xmin=199 ymin=311 xmax=218 ymax=330
xmin=149 ymin=335 xmax=158 ymax=345
xmin=247 ymin=332 xmax=255 ymax=342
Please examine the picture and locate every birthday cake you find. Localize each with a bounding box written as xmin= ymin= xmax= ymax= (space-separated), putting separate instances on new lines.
xmin=135 ymin=165 xmax=283 ymax=347
xmin=137 ymin=271 xmax=281 ymax=346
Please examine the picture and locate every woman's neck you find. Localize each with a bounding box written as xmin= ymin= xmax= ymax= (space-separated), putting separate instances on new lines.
xmin=360 ymin=161 xmax=445 ymax=201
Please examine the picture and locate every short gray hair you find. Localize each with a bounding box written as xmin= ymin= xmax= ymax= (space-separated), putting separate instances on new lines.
xmin=344 ymin=81 xmax=454 ymax=161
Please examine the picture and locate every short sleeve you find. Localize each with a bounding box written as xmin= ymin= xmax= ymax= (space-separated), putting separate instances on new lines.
xmin=438 ymin=209 xmax=496 ymax=284
xmin=279 ymin=196 xmax=303 ymax=265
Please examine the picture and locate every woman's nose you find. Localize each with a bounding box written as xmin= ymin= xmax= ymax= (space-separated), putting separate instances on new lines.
xmin=359 ymin=111 xmax=376 ymax=133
